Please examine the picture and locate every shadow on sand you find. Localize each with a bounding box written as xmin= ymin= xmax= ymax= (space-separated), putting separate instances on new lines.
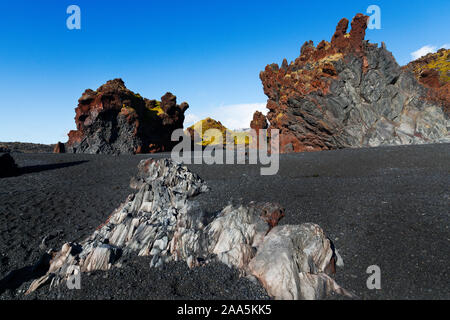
xmin=19 ymin=160 xmax=88 ymax=175
xmin=0 ymin=253 xmax=52 ymax=295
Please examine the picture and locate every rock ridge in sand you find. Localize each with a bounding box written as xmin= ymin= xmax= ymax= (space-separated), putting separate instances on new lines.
xmin=26 ymin=158 xmax=351 ymax=300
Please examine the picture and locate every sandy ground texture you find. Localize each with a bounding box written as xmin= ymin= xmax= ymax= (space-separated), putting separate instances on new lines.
xmin=0 ymin=143 xmax=449 ymax=299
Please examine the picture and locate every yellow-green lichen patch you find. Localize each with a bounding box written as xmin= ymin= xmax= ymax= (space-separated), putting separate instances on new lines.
xmin=187 ymin=118 xmax=253 ymax=146
xmin=147 ymin=100 xmax=164 ymax=115
xmin=188 ymin=118 xmax=227 ymax=146
xmin=317 ymin=53 xmax=343 ymax=64
xmin=120 ymin=104 xmax=136 ymax=115
xmin=142 ymin=100 xmax=164 ymax=123
xmin=423 ymin=50 xmax=450 ymax=83
xmin=410 ymin=49 xmax=450 ymax=84
xmin=276 ymin=112 xmax=284 ymax=120
xmin=230 ymin=131 xmax=252 ymax=145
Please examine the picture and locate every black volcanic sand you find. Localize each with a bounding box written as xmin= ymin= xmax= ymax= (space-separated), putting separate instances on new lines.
xmin=0 ymin=143 xmax=449 ymax=299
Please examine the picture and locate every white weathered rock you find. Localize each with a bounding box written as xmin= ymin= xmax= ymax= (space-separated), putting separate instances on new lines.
xmin=248 ymin=224 xmax=352 ymax=300
xmin=26 ymin=158 xmax=352 ymax=300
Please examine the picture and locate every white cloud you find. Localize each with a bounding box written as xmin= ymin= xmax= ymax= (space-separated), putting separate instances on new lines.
xmin=411 ymin=45 xmax=437 ymax=60
xmin=184 ymin=103 xmax=267 ymax=130
xmin=411 ymin=44 xmax=449 ymax=60
xmin=184 ymin=113 xmax=201 ymax=127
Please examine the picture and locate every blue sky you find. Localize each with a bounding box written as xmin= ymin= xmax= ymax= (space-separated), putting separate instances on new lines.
xmin=0 ymin=0 xmax=449 ymax=143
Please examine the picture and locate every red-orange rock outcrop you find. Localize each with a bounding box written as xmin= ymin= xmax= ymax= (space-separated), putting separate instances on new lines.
xmin=256 ymin=14 xmax=449 ymax=153
xmin=66 ymin=79 xmax=188 ymax=154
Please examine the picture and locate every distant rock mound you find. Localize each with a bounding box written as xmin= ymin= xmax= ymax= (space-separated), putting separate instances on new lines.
xmin=187 ymin=118 xmax=250 ymax=146
xmin=66 ymin=79 xmax=189 ymax=154
xmin=0 ymin=142 xmax=54 ymax=153
xmin=186 ymin=117 xmax=228 ymax=146
xmin=256 ymin=14 xmax=449 ymax=153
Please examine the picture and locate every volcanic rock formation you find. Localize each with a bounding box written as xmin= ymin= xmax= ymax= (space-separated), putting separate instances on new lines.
xmin=0 ymin=152 xmax=18 ymax=178
xmin=256 ymin=14 xmax=449 ymax=153
xmin=250 ymin=111 xmax=269 ymax=134
xmin=403 ymin=48 xmax=449 ymax=114
xmin=53 ymin=142 xmax=65 ymax=154
xmin=187 ymin=118 xmax=252 ymax=147
xmin=0 ymin=145 xmax=10 ymax=153
xmin=27 ymin=158 xmax=351 ymax=300
xmin=186 ymin=117 xmax=228 ymax=146
xmin=66 ymin=79 xmax=189 ymax=154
